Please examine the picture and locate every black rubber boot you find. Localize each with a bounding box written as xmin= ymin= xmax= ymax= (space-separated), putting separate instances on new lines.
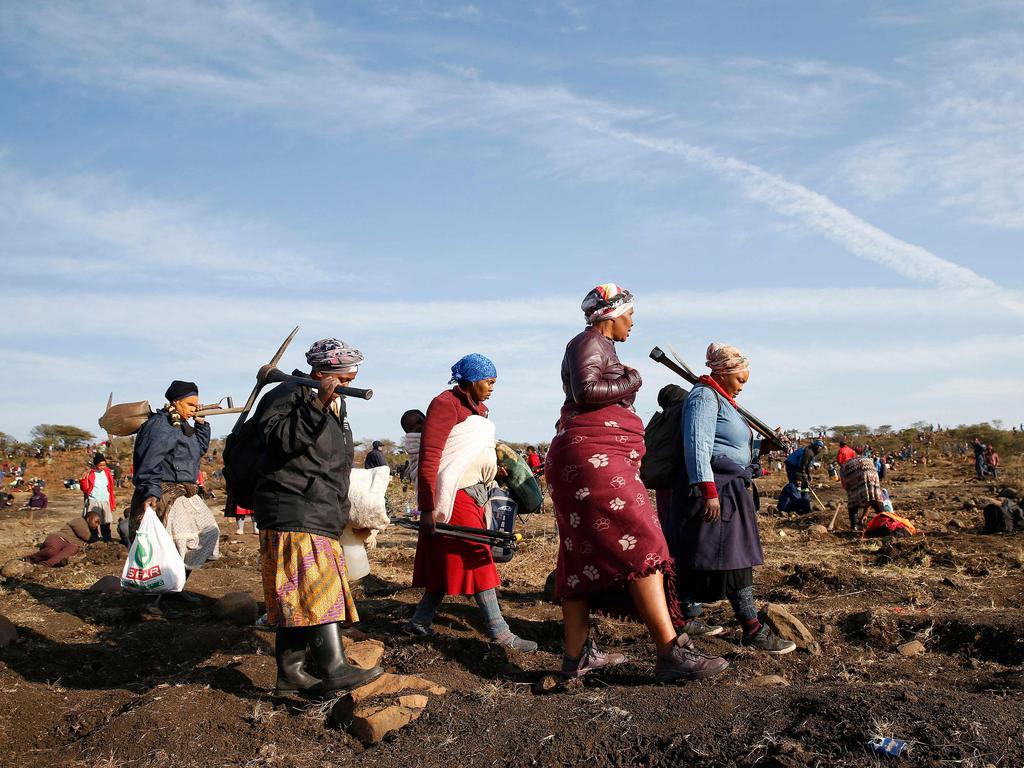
xmin=274 ymin=627 xmax=323 ymax=695
xmin=307 ymin=622 xmax=384 ymax=695
xmin=100 ymin=523 xmax=113 ymax=543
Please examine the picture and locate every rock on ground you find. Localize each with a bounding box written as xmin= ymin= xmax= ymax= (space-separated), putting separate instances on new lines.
xmin=88 ymin=575 xmax=123 ymax=594
xmin=331 ymin=673 xmax=447 ymax=745
xmin=808 ymin=524 xmax=830 ymax=537
xmin=764 ymin=603 xmax=821 ymax=654
xmin=898 ymin=640 xmax=926 ymax=657
xmin=1 ymin=559 xmax=33 ymax=578
xmin=343 ymin=637 xmax=385 ymax=669
xmin=748 ymin=675 xmax=789 ymax=687
xmin=213 ymin=592 xmax=259 ymax=625
xmin=0 ymin=614 xmax=18 ymax=648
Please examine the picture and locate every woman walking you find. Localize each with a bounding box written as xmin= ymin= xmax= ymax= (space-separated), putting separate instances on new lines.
xmin=252 ymin=338 xmax=383 ymax=697
xmin=665 ymin=344 xmax=795 ymax=654
xmin=130 ymin=380 xmax=221 ymax=600
xmin=405 ymin=354 xmax=536 ymax=652
xmin=546 ymin=284 xmax=728 ymax=682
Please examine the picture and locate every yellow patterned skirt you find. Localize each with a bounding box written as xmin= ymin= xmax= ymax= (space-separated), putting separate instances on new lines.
xmin=259 ymin=530 xmax=359 ymax=627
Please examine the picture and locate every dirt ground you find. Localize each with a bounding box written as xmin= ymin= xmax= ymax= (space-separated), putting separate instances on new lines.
xmin=2 ymin=449 xmax=1023 ymax=767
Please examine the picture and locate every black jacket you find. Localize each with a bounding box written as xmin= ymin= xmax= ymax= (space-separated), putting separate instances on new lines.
xmin=251 ymin=374 xmax=354 ymax=538
xmin=363 ymin=449 xmax=388 ymax=469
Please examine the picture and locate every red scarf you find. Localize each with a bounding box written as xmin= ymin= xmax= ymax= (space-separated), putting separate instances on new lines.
xmin=697 ymin=374 xmax=738 ymax=408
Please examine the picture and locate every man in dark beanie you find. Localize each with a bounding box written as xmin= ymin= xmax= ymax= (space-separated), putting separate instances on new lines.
xmin=129 ymin=378 xmax=220 ymax=603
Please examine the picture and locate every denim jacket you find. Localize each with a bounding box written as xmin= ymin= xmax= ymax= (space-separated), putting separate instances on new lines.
xmin=132 ymin=411 xmax=210 ymax=500
xmin=682 ymin=385 xmax=759 ymax=484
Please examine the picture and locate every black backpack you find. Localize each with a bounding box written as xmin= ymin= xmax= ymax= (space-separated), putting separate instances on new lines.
xmin=640 ymin=384 xmax=688 ymax=490
xmin=983 ymin=499 xmax=1024 ymax=534
xmin=222 ymin=413 xmax=265 ymax=510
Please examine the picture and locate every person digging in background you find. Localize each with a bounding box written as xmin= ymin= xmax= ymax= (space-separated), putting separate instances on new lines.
xmin=665 ymin=343 xmax=796 ymax=655
xmin=27 ymin=483 xmax=49 ymax=509
xmin=973 ymin=439 xmax=987 ymax=480
xmin=23 ymin=510 xmax=101 ymax=567
xmin=81 ymin=453 xmax=116 ymax=542
xmin=405 ymin=354 xmax=536 ymax=652
xmin=785 ymin=439 xmax=825 ymax=499
xmin=546 ymin=284 xmax=729 ymax=681
xmin=984 ymin=445 xmax=1000 ymax=479
xmin=252 ymin=338 xmax=383 ymax=698
xmin=841 ymin=447 xmax=886 ymax=531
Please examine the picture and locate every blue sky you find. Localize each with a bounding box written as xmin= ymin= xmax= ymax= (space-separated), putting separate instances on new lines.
xmin=1 ymin=0 xmax=1021 ymax=444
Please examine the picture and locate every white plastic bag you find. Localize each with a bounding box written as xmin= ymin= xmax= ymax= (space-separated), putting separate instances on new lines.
xmin=347 ymin=466 xmax=391 ymax=530
xmin=120 ymin=507 xmax=187 ymax=593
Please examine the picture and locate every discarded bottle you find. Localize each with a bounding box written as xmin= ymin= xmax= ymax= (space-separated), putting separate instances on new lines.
xmin=867 ymin=736 xmax=909 ymax=757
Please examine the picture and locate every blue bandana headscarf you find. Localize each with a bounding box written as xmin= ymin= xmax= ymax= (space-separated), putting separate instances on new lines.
xmin=449 ymin=353 xmax=497 ymax=385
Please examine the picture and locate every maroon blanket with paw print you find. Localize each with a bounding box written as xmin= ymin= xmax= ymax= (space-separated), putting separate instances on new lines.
xmin=546 ymin=404 xmax=683 ymax=623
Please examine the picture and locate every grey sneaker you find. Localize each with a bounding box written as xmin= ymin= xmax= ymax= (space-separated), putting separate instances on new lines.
xmin=495 ymin=634 xmax=538 ymax=653
xmin=680 ymin=617 xmax=724 ymax=637
xmin=561 ymin=639 xmax=627 ymax=678
xmin=742 ymin=625 xmax=797 ymax=655
xmin=654 ymin=634 xmax=730 ymax=683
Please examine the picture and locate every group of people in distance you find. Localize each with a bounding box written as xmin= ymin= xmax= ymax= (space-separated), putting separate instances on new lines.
xmin=974 ymin=439 xmax=1001 ymax=480
xmin=30 ymin=281 xmax=798 ymax=699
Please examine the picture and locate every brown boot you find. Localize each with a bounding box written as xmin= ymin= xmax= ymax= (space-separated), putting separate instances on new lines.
xmin=654 ymin=633 xmax=729 ymax=683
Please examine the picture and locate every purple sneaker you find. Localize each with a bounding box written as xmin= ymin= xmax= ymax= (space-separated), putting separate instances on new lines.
xmin=561 ymin=639 xmax=627 ymax=678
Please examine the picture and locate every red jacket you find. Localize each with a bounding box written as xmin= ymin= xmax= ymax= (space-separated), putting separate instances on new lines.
xmin=80 ymin=467 xmax=116 ymax=510
xmin=417 ymin=387 xmax=488 ymax=513
xmin=836 ymin=445 xmax=856 ymax=466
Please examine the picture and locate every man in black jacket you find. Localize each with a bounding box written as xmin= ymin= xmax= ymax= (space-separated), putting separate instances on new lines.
xmin=363 ymin=440 xmax=389 ymax=469
xmin=252 ymin=337 xmax=382 ymax=698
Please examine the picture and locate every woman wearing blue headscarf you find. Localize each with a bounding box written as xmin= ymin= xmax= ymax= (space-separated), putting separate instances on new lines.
xmin=404 ymin=354 xmax=536 ymax=652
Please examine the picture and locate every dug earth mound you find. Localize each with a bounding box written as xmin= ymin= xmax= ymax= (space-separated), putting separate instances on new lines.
xmin=1 ymin=449 xmax=1023 ymax=766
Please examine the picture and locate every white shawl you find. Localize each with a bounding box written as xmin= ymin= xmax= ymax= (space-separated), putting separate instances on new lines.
xmin=432 ymin=414 xmax=496 ymax=525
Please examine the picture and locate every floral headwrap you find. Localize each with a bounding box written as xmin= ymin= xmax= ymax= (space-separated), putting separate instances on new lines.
xmin=582 ymin=283 xmax=634 ymax=324
xmin=705 ymin=343 xmax=749 ymax=375
xmin=449 ymin=353 xmax=497 ymax=384
xmin=305 ymin=338 xmax=364 ymax=373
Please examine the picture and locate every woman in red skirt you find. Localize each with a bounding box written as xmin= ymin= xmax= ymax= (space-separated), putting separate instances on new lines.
xmin=404 ymin=353 xmax=536 ymax=652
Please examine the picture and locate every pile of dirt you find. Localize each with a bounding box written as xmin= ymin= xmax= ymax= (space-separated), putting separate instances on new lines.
xmin=1 ymin=457 xmax=1024 ymax=766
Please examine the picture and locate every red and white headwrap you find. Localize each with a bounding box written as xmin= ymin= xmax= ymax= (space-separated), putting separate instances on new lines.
xmin=705 ymin=343 xmax=749 ymax=375
xmin=582 ymin=283 xmax=634 ymax=324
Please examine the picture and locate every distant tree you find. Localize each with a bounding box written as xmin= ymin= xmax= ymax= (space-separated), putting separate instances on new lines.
xmin=831 ymin=424 xmax=871 ymax=437
xmin=991 ymin=419 xmax=1004 ymax=430
xmin=874 ymin=425 xmax=893 ymax=436
xmin=30 ymin=424 xmax=94 ymax=451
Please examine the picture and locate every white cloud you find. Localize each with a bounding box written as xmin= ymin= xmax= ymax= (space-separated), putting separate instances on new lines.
xmin=609 ymin=54 xmax=898 ymax=140
xmin=838 ymin=31 xmax=1024 ymax=230
xmin=0 ymin=1 xmax=1008 ymax=305
xmin=0 ymin=158 xmax=343 ymax=287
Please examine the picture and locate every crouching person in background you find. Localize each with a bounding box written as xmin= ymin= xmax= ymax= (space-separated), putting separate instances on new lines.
xmin=252 ymin=338 xmax=383 ymax=698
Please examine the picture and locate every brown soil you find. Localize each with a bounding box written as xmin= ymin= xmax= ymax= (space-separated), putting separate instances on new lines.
xmin=2 ymin=450 xmax=1023 ymax=767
